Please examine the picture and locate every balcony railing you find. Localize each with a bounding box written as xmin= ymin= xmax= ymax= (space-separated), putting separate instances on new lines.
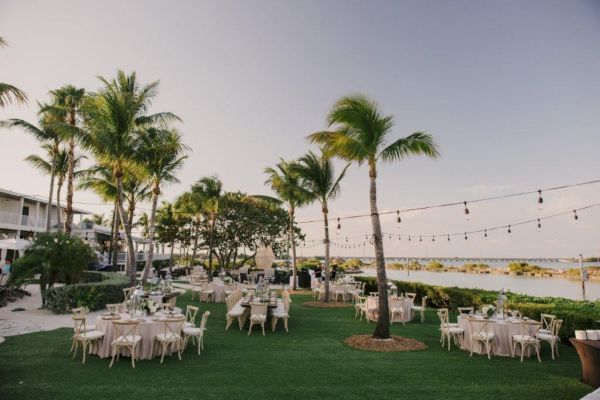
xmin=0 ymin=211 xmax=47 ymax=229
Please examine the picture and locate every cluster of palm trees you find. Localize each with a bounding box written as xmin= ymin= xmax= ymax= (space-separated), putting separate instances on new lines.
xmin=0 ymin=35 xmax=27 ymax=108
xmin=266 ymin=94 xmax=439 ymax=339
xmin=2 ymin=70 xmax=189 ymax=286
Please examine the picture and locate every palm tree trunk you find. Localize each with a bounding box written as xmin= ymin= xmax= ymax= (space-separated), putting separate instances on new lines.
xmin=64 ymin=137 xmax=75 ymax=234
xmin=289 ymin=206 xmax=297 ymax=290
xmin=369 ymin=164 xmax=390 ymax=339
xmin=142 ymin=185 xmax=159 ymax=283
xmin=109 ymin=200 xmax=118 ymax=271
xmin=116 ymin=173 xmax=137 ymax=286
xmin=191 ymin=217 xmax=200 ymax=267
xmin=168 ymin=241 xmax=175 ymax=272
xmin=45 ymin=150 xmax=56 ymax=232
xmin=208 ymin=217 xmax=215 ymax=280
xmin=56 ymin=180 xmax=63 ymax=232
xmin=322 ymin=204 xmax=330 ymax=303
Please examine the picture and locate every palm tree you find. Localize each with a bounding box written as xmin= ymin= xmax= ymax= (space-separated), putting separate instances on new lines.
xmin=1 ymin=111 xmax=62 ymax=231
xmin=47 ymin=85 xmax=86 ymax=234
xmin=25 ymin=147 xmax=86 ymax=230
xmin=82 ymin=70 xmax=180 ymax=285
xmin=294 ymin=151 xmax=348 ymax=302
xmin=192 ymin=176 xmax=224 ymax=276
xmin=139 ymin=127 xmax=189 ymax=283
xmin=92 ymin=214 xmax=108 ymax=226
xmin=308 ymin=94 xmax=439 ymax=338
xmin=264 ymin=159 xmax=311 ymax=290
xmin=0 ymin=36 xmax=27 ymax=108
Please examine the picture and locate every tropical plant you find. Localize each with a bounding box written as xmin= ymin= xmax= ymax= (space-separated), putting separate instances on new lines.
xmin=308 ymin=94 xmax=439 ymax=337
xmin=155 ymin=202 xmax=184 ymax=270
xmin=25 ymin=146 xmax=86 ymax=230
xmin=0 ymin=36 xmax=27 ymax=107
xmin=294 ymin=151 xmax=348 ymax=302
xmin=1 ymin=110 xmax=63 ymax=231
xmin=92 ymin=213 xmax=109 ymax=226
xmin=81 ymin=70 xmax=180 ymax=285
xmin=138 ymin=127 xmax=189 ymax=283
xmin=264 ymin=159 xmax=311 ymax=289
xmin=45 ymin=85 xmax=86 ymax=234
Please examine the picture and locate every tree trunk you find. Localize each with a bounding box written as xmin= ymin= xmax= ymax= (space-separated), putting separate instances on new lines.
xmin=45 ymin=148 xmax=56 ymax=232
xmin=191 ymin=217 xmax=200 ymax=267
xmin=289 ymin=206 xmax=297 ymax=290
xmin=369 ymin=164 xmax=390 ymax=339
xmin=168 ymin=241 xmax=175 ymax=272
xmin=141 ymin=184 xmax=159 ymax=283
xmin=116 ymin=173 xmax=137 ymax=286
xmin=109 ymin=200 xmax=118 ymax=271
xmin=56 ymin=179 xmax=63 ymax=232
xmin=322 ymin=204 xmax=330 ymax=303
xmin=207 ymin=218 xmax=215 ymax=279
xmin=64 ymin=136 xmax=75 ymax=234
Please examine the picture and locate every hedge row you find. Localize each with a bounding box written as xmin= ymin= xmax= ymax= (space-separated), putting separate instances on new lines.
xmin=44 ymin=271 xmax=129 ymax=314
xmin=355 ymin=276 xmax=600 ymax=341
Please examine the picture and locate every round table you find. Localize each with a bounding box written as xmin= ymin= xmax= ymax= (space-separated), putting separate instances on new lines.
xmin=458 ymin=316 xmax=540 ymax=357
xmin=90 ymin=311 xmax=184 ymax=360
xmin=366 ymin=297 xmax=413 ymax=323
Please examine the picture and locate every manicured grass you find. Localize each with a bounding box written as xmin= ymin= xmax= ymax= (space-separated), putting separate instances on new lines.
xmin=0 ymin=292 xmax=593 ymax=400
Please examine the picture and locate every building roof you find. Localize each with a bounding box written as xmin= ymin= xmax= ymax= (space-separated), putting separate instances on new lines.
xmin=0 ymin=187 xmax=92 ymax=214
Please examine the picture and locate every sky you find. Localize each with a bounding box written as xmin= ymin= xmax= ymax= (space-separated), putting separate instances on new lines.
xmin=1 ymin=0 xmax=599 ymax=259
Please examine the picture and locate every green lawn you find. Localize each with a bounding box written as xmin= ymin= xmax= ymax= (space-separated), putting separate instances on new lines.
xmin=0 ymin=292 xmax=593 ymax=400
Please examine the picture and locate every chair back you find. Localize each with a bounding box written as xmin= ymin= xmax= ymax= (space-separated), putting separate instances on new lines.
xmin=467 ymin=317 xmax=491 ymax=338
xmin=199 ymin=311 xmax=210 ymax=330
xmin=369 ymin=292 xmax=379 ymax=297
xmin=506 ymin=309 xmax=522 ymax=318
xmin=250 ymin=303 xmax=268 ymax=317
xmin=389 ymin=298 xmax=402 ymax=310
xmin=550 ymin=319 xmax=563 ymax=337
xmin=113 ymin=319 xmax=140 ymax=340
xmin=162 ymin=315 xmax=185 ymax=338
xmin=106 ymin=303 xmax=122 ymax=314
xmin=123 ymin=287 xmax=134 ymax=302
xmin=436 ymin=309 xmax=451 ymax=328
xmin=457 ymin=307 xmax=474 ymax=316
xmin=517 ymin=320 xmax=541 ymax=338
xmin=420 ymin=296 xmax=428 ymax=308
xmin=540 ymin=313 xmax=556 ymax=331
xmin=406 ymin=293 xmax=416 ymax=300
xmin=72 ymin=315 xmax=88 ymax=334
xmin=186 ymin=305 xmax=199 ymax=326
xmin=72 ymin=307 xmax=87 ymax=317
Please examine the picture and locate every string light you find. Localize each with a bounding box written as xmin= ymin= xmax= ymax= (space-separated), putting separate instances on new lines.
xmin=574 ymin=210 xmax=579 ymax=224
xmin=537 ymin=218 xmax=542 ymax=231
xmin=408 ymin=235 xmax=411 ymax=242
xmin=396 ymin=210 xmax=401 ymax=226
xmin=464 ymin=232 xmax=468 ymax=240
xmin=464 ymin=201 xmax=470 ymax=221
xmin=432 ymin=235 xmax=435 ymax=242
xmin=484 ymin=229 xmax=488 ymax=239
xmin=537 ymin=190 xmax=544 ymax=210
xmin=508 ymin=225 xmax=512 ymax=236
xmin=336 ymin=218 xmax=341 ymax=234
xmin=447 ymin=235 xmax=450 ymax=242
xmin=419 ymin=236 xmax=422 ymax=242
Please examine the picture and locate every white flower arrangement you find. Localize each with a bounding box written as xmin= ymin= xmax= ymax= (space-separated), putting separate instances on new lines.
xmin=223 ymin=276 xmax=234 ymax=284
xmin=142 ymin=299 xmax=159 ymax=315
xmin=481 ymin=304 xmax=496 ymax=318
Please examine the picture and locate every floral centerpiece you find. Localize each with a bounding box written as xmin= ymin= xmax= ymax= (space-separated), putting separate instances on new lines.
xmin=141 ymin=299 xmax=159 ymax=315
xmin=223 ymin=276 xmax=234 ymax=284
xmin=481 ymin=304 xmax=496 ymax=319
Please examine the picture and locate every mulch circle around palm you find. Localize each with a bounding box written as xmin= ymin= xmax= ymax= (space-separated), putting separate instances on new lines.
xmin=344 ymin=334 xmax=428 ymax=352
xmin=301 ymin=301 xmax=353 ymax=308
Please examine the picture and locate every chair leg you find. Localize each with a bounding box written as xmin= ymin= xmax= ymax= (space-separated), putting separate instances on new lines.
xmin=261 ymin=322 xmax=265 ymax=336
xmin=160 ymin=343 xmax=166 ymax=364
xmin=131 ymin=345 xmax=136 ymax=368
xmin=72 ymin=341 xmax=78 ymax=360
xmin=248 ymin=321 xmax=253 ymax=336
xmin=284 ymin=318 xmax=288 ymax=333
xmin=556 ymin=342 xmax=560 ymax=358
xmin=82 ymin=341 xmax=87 ymax=364
xmin=520 ymin=344 xmax=525 ymax=363
xmin=109 ymin=345 xmax=116 ymax=368
xmin=536 ymin=343 xmax=541 ymax=363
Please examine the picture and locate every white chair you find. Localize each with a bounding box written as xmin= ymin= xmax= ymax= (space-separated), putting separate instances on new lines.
xmin=334 ymin=285 xmax=346 ymax=302
xmin=154 ymin=315 xmax=185 ymax=364
xmin=406 ymin=292 xmax=416 ymax=301
xmin=437 ymin=310 xmax=464 ymax=351
xmin=467 ymin=317 xmax=495 ymax=359
xmin=123 ymin=287 xmax=134 ymax=302
xmin=512 ymin=321 xmax=541 ymax=363
xmin=184 ymin=305 xmax=199 ymax=329
xmin=457 ymin=307 xmax=474 ymax=316
xmin=389 ymin=298 xmax=406 ymax=325
xmin=536 ymin=318 xmax=562 ymax=360
xmin=71 ymin=316 xmax=104 ymax=364
xmin=538 ymin=313 xmax=556 ymax=335
xmin=183 ymin=311 xmax=210 ymax=355
xmin=311 ymin=283 xmax=321 ymax=301
xmin=109 ymin=319 xmax=141 ymax=368
xmin=411 ymin=296 xmax=428 ymax=323
xmin=226 ymin=293 xmax=247 ymax=331
xmin=437 ymin=308 xmax=459 ymax=344
xmin=200 ymin=284 xmax=215 ymax=303
xmin=354 ymin=295 xmax=367 ymax=320
xmin=248 ymin=303 xmax=268 ymax=336
xmin=272 ymin=294 xmax=291 ymax=332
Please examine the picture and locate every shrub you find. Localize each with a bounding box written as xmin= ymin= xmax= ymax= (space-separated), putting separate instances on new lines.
xmin=43 ymin=271 xmax=129 ymax=313
xmin=355 ymin=276 xmax=600 ymax=341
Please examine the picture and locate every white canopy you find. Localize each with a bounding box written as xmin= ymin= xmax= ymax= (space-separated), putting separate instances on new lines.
xmin=255 ymin=245 xmax=275 ymax=270
xmin=0 ymin=238 xmax=31 ymax=251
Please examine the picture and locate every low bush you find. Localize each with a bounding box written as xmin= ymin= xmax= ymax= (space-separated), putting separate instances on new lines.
xmin=43 ymin=271 xmax=129 ymax=314
xmin=355 ymin=276 xmax=600 ymax=341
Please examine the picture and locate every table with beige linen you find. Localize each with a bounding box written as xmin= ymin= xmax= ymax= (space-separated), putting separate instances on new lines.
xmin=458 ymin=315 xmax=541 ymax=357
xmin=366 ymin=296 xmax=414 ymax=323
xmin=90 ymin=311 xmax=184 ymax=360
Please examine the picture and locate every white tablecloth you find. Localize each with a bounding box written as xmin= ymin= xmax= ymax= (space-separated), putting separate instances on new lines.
xmin=90 ymin=312 xmax=183 ymax=360
xmin=458 ymin=316 xmax=541 ymax=357
xmin=366 ymin=297 xmax=413 ymax=323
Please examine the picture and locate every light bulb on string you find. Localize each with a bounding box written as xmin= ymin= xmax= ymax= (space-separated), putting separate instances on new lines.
xmin=398 ymin=235 xmax=401 ymax=241
xmin=537 ymin=190 xmax=544 ymax=210
xmin=508 ymin=225 xmax=512 ymax=236
xmin=537 ymin=218 xmax=542 ymax=231
xmin=408 ymin=235 xmax=411 ymax=242
xmin=345 ymin=236 xmax=348 ymax=242
xmin=432 ymin=235 xmax=435 ymax=242
xmin=464 ymin=201 xmax=470 ymax=221
xmin=419 ymin=236 xmax=422 ymax=242
xmin=396 ymin=210 xmax=401 ymax=226
xmin=484 ymin=229 xmax=488 ymax=239
xmin=574 ymin=210 xmax=579 ymax=224
xmin=464 ymin=232 xmax=468 ymax=240
xmin=336 ymin=218 xmax=341 ymax=235
xmin=447 ymin=234 xmax=450 ymax=242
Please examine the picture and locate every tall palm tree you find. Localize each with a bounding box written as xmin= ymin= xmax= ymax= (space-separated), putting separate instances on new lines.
xmin=139 ymin=127 xmax=189 ymax=283
xmin=191 ymin=176 xmax=223 ymax=276
xmin=92 ymin=213 xmax=108 ymax=226
xmin=82 ymin=70 xmax=180 ymax=285
xmin=0 ymin=36 xmax=27 ymax=108
xmin=174 ymin=190 xmax=203 ymax=268
xmin=47 ymin=85 xmax=86 ymax=234
xmin=1 ymin=111 xmax=62 ymax=231
xmin=26 ymin=147 xmax=86 ymax=230
xmin=308 ymin=94 xmax=439 ymax=338
xmin=294 ymin=151 xmax=348 ymax=302
xmin=264 ymin=159 xmax=310 ymax=290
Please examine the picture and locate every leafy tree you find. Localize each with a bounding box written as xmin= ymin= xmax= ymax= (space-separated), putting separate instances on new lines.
xmin=0 ymin=36 xmax=27 ymax=107
xmin=155 ymin=202 xmax=185 ymax=271
xmin=308 ymin=94 xmax=439 ymax=337
xmin=8 ymin=233 xmax=95 ymax=305
xmin=294 ymin=151 xmax=347 ymax=302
